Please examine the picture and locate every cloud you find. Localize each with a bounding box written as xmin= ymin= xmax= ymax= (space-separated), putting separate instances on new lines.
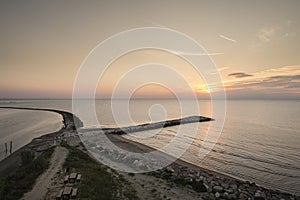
xmin=219 ymin=34 xmax=237 ymax=43
xmin=192 ymin=65 xmax=300 ymax=99
xmin=224 ymin=65 xmax=300 ymax=99
xmin=148 ymin=21 xmax=167 ymax=28
xmin=170 ymin=50 xmax=224 ymax=56
xmin=227 ymin=74 xmax=300 ymax=90
xmin=257 ymin=27 xmax=276 ymax=42
xmin=253 ymin=22 xmax=294 ymax=49
xmin=228 ymin=72 xmax=253 ymax=78
xmin=208 ymin=67 xmax=230 ymax=75
xmin=261 ymin=75 xmax=300 ymax=88
xmin=217 ymin=67 xmax=230 ymax=72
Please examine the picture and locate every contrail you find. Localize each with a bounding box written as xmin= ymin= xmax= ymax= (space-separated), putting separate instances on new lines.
xmin=219 ymin=34 xmax=237 ymax=43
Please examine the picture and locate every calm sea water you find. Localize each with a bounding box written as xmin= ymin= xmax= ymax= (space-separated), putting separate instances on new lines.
xmin=0 ymin=107 xmax=63 ymax=160
xmin=0 ymin=99 xmax=299 ymax=195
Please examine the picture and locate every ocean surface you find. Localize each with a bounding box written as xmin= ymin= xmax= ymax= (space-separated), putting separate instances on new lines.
xmin=0 ymin=107 xmax=63 ymax=160
xmin=0 ymin=99 xmax=299 ymax=195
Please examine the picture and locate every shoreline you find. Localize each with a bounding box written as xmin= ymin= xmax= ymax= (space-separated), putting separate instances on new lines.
xmin=109 ymin=134 xmax=299 ymax=199
xmin=0 ymin=107 xmax=299 ymax=199
xmin=0 ymin=107 xmax=83 ymax=177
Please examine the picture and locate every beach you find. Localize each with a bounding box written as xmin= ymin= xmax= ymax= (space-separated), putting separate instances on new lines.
xmin=0 ymin=107 xmax=299 ymax=200
xmin=109 ymin=134 xmax=299 ymax=200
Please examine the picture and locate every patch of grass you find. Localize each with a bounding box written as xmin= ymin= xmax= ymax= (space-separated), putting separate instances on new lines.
xmin=146 ymin=171 xmax=207 ymax=193
xmin=62 ymin=143 xmax=138 ymax=200
xmin=203 ymin=196 xmax=214 ymax=200
xmin=151 ymin=188 xmax=157 ymax=193
xmin=0 ymin=148 xmax=54 ymax=200
xmin=254 ymin=197 xmax=265 ymax=200
xmin=128 ymin=172 xmax=135 ymax=176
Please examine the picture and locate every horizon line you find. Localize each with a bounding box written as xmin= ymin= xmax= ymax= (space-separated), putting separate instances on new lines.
xmin=0 ymin=97 xmax=300 ymax=101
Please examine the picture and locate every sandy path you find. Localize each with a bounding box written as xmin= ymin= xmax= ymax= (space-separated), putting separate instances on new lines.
xmin=22 ymin=146 xmax=68 ymax=200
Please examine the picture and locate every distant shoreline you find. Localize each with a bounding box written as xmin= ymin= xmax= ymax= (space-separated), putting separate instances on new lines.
xmin=0 ymin=106 xmax=299 ymax=198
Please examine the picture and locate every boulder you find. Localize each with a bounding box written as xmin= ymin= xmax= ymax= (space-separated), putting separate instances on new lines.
xmin=203 ymin=183 xmax=209 ymax=190
xmin=199 ymin=175 xmax=204 ymax=181
xmin=239 ymin=192 xmax=248 ymax=200
xmin=230 ymin=184 xmax=238 ymax=190
xmin=228 ymin=193 xmax=237 ymax=199
xmin=207 ymin=176 xmax=213 ymax=183
xmin=255 ymin=193 xmax=261 ymax=198
xmin=221 ymin=182 xmax=229 ymax=189
xmin=225 ymin=188 xmax=234 ymax=194
xmin=223 ymin=192 xmax=230 ymax=199
xmin=211 ymin=181 xmax=219 ymax=186
xmin=213 ymin=185 xmax=224 ymax=192
xmin=186 ymin=184 xmax=193 ymax=190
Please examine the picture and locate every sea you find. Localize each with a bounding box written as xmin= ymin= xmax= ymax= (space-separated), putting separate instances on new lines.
xmin=0 ymin=99 xmax=299 ymax=195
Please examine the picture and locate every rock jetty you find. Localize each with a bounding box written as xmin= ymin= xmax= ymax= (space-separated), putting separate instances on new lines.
xmin=88 ymin=116 xmax=213 ymax=135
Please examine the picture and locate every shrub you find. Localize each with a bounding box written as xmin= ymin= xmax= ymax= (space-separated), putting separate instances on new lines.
xmin=0 ymin=148 xmax=54 ymax=200
xmin=21 ymin=150 xmax=35 ymax=166
xmin=62 ymin=144 xmax=138 ymax=200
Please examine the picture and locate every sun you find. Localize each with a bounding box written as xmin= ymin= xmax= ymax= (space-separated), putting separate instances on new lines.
xmin=193 ymin=84 xmax=211 ymax=93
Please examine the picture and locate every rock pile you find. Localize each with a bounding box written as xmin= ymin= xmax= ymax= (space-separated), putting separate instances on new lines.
xmin=154 ymin=163 xmax=298 ymax=200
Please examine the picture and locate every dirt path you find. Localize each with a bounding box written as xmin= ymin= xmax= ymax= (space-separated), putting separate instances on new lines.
xmin=22 ymin=146 xmax=68 ymax=200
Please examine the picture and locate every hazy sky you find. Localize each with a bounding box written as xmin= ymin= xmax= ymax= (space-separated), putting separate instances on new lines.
xmin=1 ymin=0 xmax=299 ymax=99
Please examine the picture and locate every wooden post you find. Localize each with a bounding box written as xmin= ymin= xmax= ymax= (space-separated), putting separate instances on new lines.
xmin=5 ymin=143 xmax=7 ymax=155
xmin=9 ymin=141 xmax=12 ymax=154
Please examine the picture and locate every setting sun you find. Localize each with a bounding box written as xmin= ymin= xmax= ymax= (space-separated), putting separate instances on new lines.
xmin=193 ymin=84 xmax=211 ymax=93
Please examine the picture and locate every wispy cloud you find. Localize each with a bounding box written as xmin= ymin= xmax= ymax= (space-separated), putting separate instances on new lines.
xmin=227 ymin=74 xmax=300 ymax=90
xmin=191 ymin=65 xmax=300 ymax=99
xmin=256 ymin=27 xmax=276 ymax=43
xmin=170 ymin=50 xmax=224 ymax=56
xmin=218 ymin=67 xmax=230 ymax=72
xmin=219 ymin=34 xmax=237 ymax=43
xmin=251 ymin=22 xmax=293 ymax=50
xmin=148 ymin=21 xmax=167 ymax=28
xmin=224 ymin=65 xmax=300 ymax=99
xmin=228 ymin=72 xmax=253 ymax=78
xmin=208 ymin=67 xmax=230 ymax=75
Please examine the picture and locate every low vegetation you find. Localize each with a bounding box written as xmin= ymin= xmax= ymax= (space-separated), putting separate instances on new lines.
xmin=0 ymin=148 xmax=54 ymax=200
xmin=62 ymin=142 xmax=138 ymax=200
xmin=147 ymin=170 xmax=207 ymax=193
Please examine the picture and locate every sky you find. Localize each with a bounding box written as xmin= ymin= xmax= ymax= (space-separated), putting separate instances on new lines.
xmin=0 ymin=0 xmax=299 ymax=99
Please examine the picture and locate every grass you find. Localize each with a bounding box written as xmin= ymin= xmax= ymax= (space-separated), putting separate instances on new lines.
xmin=151 ymin=188 xmax=157 ymax=193
xmin=128 ymin=172 xmax=135 ymax=176
xmin=62 ymin=142 xmax=138 ymax=200
xmin=0 ymin=147 xmax=54 ymax=200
